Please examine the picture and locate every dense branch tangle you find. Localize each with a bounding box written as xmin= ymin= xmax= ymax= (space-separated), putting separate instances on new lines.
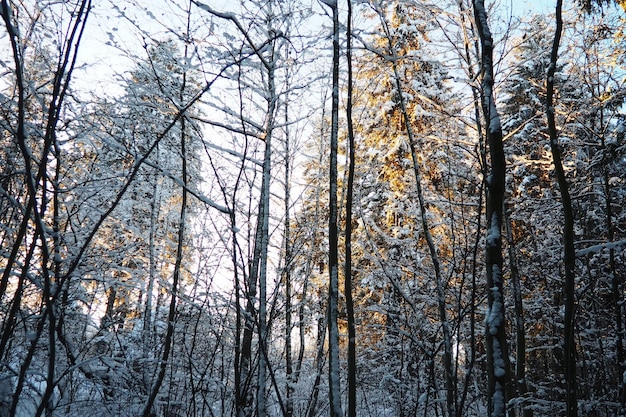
xmin=0 ymin=1 xmax=625 ymax=416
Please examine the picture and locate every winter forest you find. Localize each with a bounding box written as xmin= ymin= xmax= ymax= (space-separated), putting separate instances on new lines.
xmin=2 ymin=0 xmax=626 ymax=416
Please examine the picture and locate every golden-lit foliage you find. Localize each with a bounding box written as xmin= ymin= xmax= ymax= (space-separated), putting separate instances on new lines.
xmin=288 ymin=4 xmax=481 ymax=383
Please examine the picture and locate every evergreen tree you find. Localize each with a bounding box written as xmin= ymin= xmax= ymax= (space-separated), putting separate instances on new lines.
xmin=501 ymin=8 xmax=626 ymax=415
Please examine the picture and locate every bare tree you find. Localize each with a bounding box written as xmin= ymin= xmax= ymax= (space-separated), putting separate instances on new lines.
xmin=0 ymin=2 xmax=92 ymax=415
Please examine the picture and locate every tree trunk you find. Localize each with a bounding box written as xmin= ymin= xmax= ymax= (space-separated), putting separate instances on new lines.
xmin=327 ymin=1 xmax=343 ymax=416
xmin=472 ymin=2 xmax=511 ymax=416
xmin=456 ymin=4 xmax=485 ymax=414
xmin=505 ymin=210 xmax=532 ymax=417
xmin=345 ymin=1 xmax=357 ymax=416
xmin=545 ymin=2 xmax=577 ymax=416
xmin=283 ymin=74 xmax=294 ymax=417
xmin=142 ymin=113 xmax=189 ymax=417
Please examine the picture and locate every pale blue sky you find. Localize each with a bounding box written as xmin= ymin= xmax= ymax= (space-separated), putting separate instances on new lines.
xmin=510 ymin=0 xmax=554 ymax=16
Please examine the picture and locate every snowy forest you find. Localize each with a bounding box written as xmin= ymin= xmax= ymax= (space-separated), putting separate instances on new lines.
xmin=2 ymin=0 xmax=626 ymax=416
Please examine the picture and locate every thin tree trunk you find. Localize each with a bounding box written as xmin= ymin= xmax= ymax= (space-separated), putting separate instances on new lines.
xmin=302 ymin=100 xmax=328 ymax=417
xmin=283 ymin=77 xmax=294 ymax=417
xmin=256 ymin=100 xmax=271 ymax=417
xmin=142 ymin=114 xmax=188 ymax=417
xmin=545 ymin=2 xmax=577 ymax=416
xmin=238 ymin=60 xmax=260 ymax=417
xmin=144 ymin=174 xmax=161 ymax=390
xmin=505 ymin=210 xmax=532 ymax=417
xmin=597 ymin=86 xmax=625 ymax=412
xmin=327 ymin=1 xmax=343 ymax=416
xmin=345 ymin=1 xmax=357 ymax=416
xmin=306 ymin=308 xmax=328 ymax=417
xmin=456 ymin=4 xmax=485 ymax=414
xmin=608 ymin=175 xmax=625 ymax=410
xmin=472 ymin=2 xmax=511 ymax=416
xmin=254 ymin=13 xmax=279 ymax=413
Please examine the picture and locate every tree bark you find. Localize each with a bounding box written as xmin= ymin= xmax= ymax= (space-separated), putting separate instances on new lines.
xmin=345 ymin=1 xmax=357 ymax=416
xmin=545 ymin=2 xmax=577 ymax=416
xmin=283 ymin=71 xmax=294 ymax=417
xmin=505 ymin=210 xmax=532 ymax=417
xmin=456 ymin=4 xmax=485 ymax=414
xmin=142 ymin=109 xmax=189 ymax=417
xmin=327 ymin=1 xmax=343 ymax=416
xmin=472 ymin=2 xmax=511 ymax=416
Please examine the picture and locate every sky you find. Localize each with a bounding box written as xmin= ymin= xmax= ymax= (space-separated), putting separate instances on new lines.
xmin=510 ymin=0 xmax=554 ymax=16
xmin=73 ymin=0 xmax=557 ymax=92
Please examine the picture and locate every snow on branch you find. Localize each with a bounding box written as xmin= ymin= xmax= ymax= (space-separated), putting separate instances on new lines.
xmin=200 ymin=140 xmax=263 ymax=166
xmin=576 ymin=239 xmax=626 ymax=257
xmin=192 ymin=0 xmax=283 ymax=71
xmin=99 ymin=135 xmax=231 ymax=214
xmin=147 ymin=162 xmax=231 ymax=214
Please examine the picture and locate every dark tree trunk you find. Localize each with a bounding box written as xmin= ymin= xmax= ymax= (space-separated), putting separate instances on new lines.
xmin=505 ymin=210 xmax=532 ymax=417
xmin=345 ymin=1 xmax=357 ymax=417
xmin=327 ymin=1 xmax=343 ymax=416
xmin=545 ymin=2 xmax=577 ymax=416
xmin=472 ymin=1 xmax=512 ymax=416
